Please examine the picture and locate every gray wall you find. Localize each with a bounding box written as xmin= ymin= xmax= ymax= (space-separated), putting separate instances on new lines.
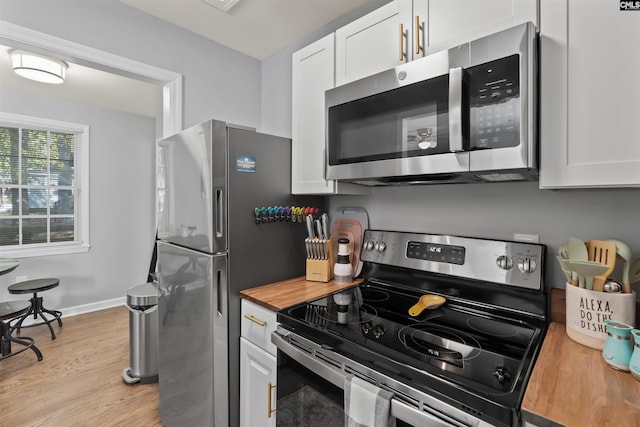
xmin=329 ymin=183 xmax=640 ymax=290
xmin=0 ymin=0 xmax=263 ymax=311
xmin=0 ymin=87 xmax=156 ymax=309
xmin=0 ymin=0 xmax=262 ymax=130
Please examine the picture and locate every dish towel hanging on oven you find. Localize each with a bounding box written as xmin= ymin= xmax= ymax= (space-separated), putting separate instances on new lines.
xmin=344 ymin=374 xmax=396 ymax=427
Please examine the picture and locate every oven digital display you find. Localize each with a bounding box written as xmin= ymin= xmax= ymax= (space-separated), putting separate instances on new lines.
xmin=406 ymin=241 xmax=465 ymax=264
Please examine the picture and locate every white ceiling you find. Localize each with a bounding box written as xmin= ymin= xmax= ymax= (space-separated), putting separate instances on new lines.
xmin=0 ymin=0 xmax=372 ymax=118
xmin=119 ymin=0 xmax=371 ymax=60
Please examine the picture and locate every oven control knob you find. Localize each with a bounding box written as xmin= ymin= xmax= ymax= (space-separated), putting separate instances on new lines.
xmin=364 ymin=240 xmax=375 ymax=251
xmin=517 ymin=257 xmax=537 ymax=273
xmin=496 ymin=255 xmax=514 ymax=270
xmin=361 ymin=321 xmax=373 ymax=335
xmin=493 ymin=367 xmax=511 ymax=384
xmin=373 ymin=324 xmax=386 ymax=339
xmin=375 ymin=242 xmax=387 ymax=253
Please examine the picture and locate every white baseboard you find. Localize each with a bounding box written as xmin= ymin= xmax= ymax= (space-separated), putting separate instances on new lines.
xmin=17 ymin=297 xmax=126 ymax=326
xmin=61 ymin=296 xmax=127 ymax=318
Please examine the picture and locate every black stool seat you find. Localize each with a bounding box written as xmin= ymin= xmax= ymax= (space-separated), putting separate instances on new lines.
xmin=0 ymin=300 xmax=43 ymax=361
xmin=9 ymin=278 xmax=63 ymax=340
xmin=8 ymin=278 xmax=60 ymax=294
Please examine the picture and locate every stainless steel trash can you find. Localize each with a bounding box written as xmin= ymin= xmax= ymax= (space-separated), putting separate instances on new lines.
xmin=122 ymin=282 xmax=159 ymax=384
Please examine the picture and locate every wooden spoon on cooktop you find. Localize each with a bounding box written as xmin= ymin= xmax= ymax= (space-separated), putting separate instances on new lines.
xmin=408 ymin=294 xmax=446 ymax=317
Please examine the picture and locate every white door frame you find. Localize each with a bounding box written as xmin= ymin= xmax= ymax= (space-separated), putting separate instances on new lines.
xmin=0 ymin=20 xmax=183 ymax=137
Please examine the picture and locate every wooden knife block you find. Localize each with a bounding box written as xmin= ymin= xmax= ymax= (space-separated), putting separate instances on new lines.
xmin=306 ymin=236 xmax=335 ymax=282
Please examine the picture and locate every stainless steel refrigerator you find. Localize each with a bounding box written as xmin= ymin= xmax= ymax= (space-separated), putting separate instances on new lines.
xmin=155 ymin=119 xmax=319 ymax=427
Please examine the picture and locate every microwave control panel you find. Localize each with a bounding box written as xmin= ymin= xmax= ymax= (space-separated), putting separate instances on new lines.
xmin=467 ymin=54 xmax=520 ymax=150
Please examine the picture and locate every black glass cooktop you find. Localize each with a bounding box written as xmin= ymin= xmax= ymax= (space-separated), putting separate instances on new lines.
xmin=278 ymin=281 xmax=545 ymax=404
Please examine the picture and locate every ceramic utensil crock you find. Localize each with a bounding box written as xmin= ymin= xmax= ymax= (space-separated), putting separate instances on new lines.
xmin=630 ymin=329 xmax=640 ymax=381
xmin=602 ymin=320 xmax=634 ymax=371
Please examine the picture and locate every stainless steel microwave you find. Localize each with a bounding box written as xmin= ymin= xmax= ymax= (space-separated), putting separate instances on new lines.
xmin=326 ymin=22 xmax=538 ymax=185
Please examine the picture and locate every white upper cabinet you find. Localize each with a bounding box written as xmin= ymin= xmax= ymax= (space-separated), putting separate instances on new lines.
xmin=335 ymin=0 xmax=427 ymax=86
xmin=292 ymin=34 xmax=335 ymax=195
xmin=427 ymin=0 xmax=538 ymax=53
xmin=291 ymin=33 xmax=369 ymax=195
xmin=335 ymin=0 xmax=537 ymax=87
xmin=539 ymin=0 xmax=640 ymax=188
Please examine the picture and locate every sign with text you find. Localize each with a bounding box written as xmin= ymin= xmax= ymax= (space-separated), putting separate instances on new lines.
xmin=565 ymin=284 xmax=636 ymax=350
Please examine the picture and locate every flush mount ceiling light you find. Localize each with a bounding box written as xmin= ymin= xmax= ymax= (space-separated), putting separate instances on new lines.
xmin=201 ymin=0 xmax=240 ymax=12
xmin=10 ymin=49 xmax=68 ymax=84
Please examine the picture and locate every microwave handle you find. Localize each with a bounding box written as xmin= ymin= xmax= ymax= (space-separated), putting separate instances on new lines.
xmin=448 ymin=67 xmax=464 ymax=152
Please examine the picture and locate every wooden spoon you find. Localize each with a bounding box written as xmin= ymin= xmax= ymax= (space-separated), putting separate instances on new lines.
xmin=408 ymin=294 xmax=446 ymax=316
xmin=587 ymin=240 xmax=617 ymax=291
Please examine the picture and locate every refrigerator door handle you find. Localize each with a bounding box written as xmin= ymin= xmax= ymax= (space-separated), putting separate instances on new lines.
xmin=216 ymin=268 xmax=224 ymax=317
xmin=215 ymin=188 xmax=224 ymax=238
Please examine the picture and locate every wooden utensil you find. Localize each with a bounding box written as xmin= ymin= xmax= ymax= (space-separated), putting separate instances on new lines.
xmin=408 ymin=294 xmax=446 ymax=316
xmin=587 ymin=240 xmax=617 ymax=291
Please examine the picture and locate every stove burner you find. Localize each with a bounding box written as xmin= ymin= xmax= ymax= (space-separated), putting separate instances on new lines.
xmin=398 ymin=324 xmax=481 ymax=368
xmin=466 ymin=317 xmax=520 ymax=338
xmin=360 ymin=289 xmax=390 ymax=303
xmin=303 ymin=303 xmax=378 ymax=327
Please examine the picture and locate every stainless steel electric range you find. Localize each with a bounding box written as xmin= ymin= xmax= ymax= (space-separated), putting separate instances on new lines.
xmin=272 ymin=230 xmax=547 ymax=427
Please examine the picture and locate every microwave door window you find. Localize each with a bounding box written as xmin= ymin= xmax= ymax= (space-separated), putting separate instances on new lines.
xmin=328 ymin=74 xmax=450 ymax=166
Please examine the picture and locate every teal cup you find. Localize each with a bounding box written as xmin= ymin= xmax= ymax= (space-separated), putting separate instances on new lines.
xmin=602 ymin=320 xmax=634 ymax=371
xmin=630 ymin=329 xmax=640 ymax=381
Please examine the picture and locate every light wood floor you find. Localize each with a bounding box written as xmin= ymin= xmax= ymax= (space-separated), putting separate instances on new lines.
xmin=0 ymin=306 xmax=162 ymax=426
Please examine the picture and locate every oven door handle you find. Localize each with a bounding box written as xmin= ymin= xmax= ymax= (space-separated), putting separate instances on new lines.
xmin=272 ymin=330 xmax=471 ymax=427
xmin=448 ymin=67 xmax=464 ymax=153
xmin=272 ymin=330 xmax=345 ymax=388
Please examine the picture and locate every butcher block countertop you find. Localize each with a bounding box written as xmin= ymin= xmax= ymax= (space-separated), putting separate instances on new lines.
xmin=239 ymin=275 xmax=362 ymax=312
xmin=522 ymin=290 xmax=640 ymax=427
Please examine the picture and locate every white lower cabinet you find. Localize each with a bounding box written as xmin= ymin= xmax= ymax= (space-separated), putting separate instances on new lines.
xmin=240 ymin=338 xmax=277 ymax=427
xmin=240 ymin=299 xmax=277 ymax=427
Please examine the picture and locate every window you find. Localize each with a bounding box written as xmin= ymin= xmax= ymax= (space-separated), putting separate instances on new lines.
xmin=0 ymin=113 xmax=89 ymax=257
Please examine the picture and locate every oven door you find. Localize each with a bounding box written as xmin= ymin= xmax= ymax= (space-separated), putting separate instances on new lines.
xmin=274 ymin=347 xmax=344 ymax=427
xmin=325 ymin=47 xmax=471 ymax=183
xmin=272 ymin=327 xmax=487 ymax=427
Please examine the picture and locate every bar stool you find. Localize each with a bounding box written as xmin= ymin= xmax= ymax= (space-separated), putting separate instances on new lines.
xmin=9 ymin=278 xmax=63 ymax=340
xmin=0 ymin=300 xmax=43 ymax=361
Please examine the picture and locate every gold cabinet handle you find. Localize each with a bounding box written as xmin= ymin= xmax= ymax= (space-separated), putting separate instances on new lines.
xmin=399 ymin=23 xmax=407 ymax=62
xmin=415 ymin=15 xmax=424 ymax=55
xmin=244 ymin=314 xmax=266 ymax=327
xmin=268 ymin=382 xmax=276 ymax=418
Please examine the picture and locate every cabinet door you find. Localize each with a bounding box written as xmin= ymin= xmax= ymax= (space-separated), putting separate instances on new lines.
xmin=427 ymin=0 xmax=538 ymax=53
xmin=291 ymin=34 xmax=369 ymax=195
xmin=291 ymin=34 xmax=335 ymax=195
xmin=539 ymin=0 xmax=640 ymax=188
xmin=240 ymin=338 xmax=277 ymax=427
xmin=335 ymin=0 xmax=418 ymax=86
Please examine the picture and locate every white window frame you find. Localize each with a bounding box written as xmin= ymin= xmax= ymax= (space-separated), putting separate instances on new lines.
xmin=0 ymin=112 xmax=90 ymax=257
